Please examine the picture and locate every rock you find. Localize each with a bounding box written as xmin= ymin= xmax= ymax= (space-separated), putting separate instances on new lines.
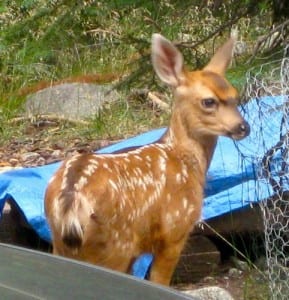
xmin=228 ymin=267 xmax=242 ymax=278
xmin=51 ymin=149 xmax=62 ymax=157
xmin=230 ymin=256 xmax=250 ymax=272
xmin=20 ymin=152 xmax=48 ymax=167
xmin=25 ymin=83 xmax=119 ymax=120
xmin=203 ymin=276 xmax=215 ymax=284
xmin=183 ymin=286 xmax=234 ymax=300
xmin=35 ymin=156 xmax=46 ymax=166
xmin=21 ymin=152 xmax=41 ymax=162
xmin=8 ymin=158 xmax=19 ymax=166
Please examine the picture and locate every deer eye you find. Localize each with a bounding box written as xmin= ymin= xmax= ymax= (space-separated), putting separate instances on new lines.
xmin=201 ymin=98 xmax=217 ymax=110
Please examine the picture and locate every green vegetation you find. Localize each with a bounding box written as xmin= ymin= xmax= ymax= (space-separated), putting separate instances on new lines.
xmin=0 ymin=0 xmax=286 ymax=144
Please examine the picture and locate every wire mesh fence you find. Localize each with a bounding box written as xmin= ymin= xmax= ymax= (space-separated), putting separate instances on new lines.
xmin=244 ymin=46 xmax=289 ymax=300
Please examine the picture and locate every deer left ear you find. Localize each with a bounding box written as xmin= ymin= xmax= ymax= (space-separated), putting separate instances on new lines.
xmin=203 ymin=37 xmax=235 ymax=75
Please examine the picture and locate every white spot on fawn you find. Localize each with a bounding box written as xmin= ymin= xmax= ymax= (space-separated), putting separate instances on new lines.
xmin=109 ymin=179 xmax=118 ymax=192
xmin=84 ymin=163 xmax=98 ymax=177
xmin=48 ymin=174 xmax=56 ymax=185
xmin=188 ymin=204 xmax=195 ymax=215
xmin=61 ymin=155 xmax=81 ymax=190
xmin=158 ymin=155 xmax=167 ymax=173
xmin=167 ymin=193 xmax=172 ymax=203
xmin=74 ymin=176 xmax=88 ymax=190
xmin=135 ymin=167 xmax=142 ymax=176
xmin=143 ymin=172 xmax=154 ymax=185
xmin=135 ymin=156 xmax=143 ymax=161
xmin=146 ymin=155 xmax=152 ymax=162
xmin=176 ymin=173 xmax=182 ymax=184
xmin=183 ymin=197 xmax=188 ymax=210
xmin=88 ymin=158 xmax=99 ymax=166
xmin=181 ymin=164 xmax=189 ymax=179
xmin=166 ymin=213 xmax=173 ymax=225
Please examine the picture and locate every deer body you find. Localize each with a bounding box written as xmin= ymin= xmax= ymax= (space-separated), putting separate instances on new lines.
xmin=45 ymin=34 xmax=250 ymax=285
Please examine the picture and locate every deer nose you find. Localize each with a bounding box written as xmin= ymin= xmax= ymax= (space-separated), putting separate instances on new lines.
xmin=230 ymin=120 xmax=250 ymax=140
xmin=239 ymin=121 xmax=250 ymax=136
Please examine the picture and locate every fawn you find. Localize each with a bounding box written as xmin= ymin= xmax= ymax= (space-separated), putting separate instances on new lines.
xmin=45 ymin=33 xmax=250 ymax=285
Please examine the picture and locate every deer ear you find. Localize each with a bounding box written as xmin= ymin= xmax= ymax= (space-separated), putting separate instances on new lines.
xmin=151 ymin=34 xmax=184 ymax=87
xmin=203 ymin=37 xmax=235 ymax=75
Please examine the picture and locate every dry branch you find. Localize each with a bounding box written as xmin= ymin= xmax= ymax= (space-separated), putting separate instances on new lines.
xmin=248 ymin=19 xmax=289 ymax=64
xmin=9 ymin=115 xmax=89 ymax=126
xmin=148 ymin=92 xmax=170 ymax=111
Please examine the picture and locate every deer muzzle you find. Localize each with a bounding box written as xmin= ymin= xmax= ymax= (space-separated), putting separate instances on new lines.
xmin=229 ymin=120 xmax=250 ymax=140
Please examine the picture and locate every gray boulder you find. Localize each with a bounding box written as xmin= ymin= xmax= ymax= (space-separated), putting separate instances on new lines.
xmin=183 ymin=286 xmax=234 ymax=300
xmin=25 ymin=83 xmax=119 ymax=120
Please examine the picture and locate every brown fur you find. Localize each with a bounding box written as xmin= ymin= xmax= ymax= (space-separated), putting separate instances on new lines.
xmin=45 ymin=34 xmax=250 ymax=285
xmin=18 ymin=73 xmax=119 ymax=97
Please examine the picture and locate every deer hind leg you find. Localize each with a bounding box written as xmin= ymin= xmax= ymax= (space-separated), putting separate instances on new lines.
xmin=53 ymin=238 xmax=135 ymax=274
xmin=149 ymin=238 xmax=186 ymax=286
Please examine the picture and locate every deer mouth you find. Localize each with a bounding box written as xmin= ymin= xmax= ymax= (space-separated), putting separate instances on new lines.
xmin=228 ymin=121 xmax=250 ymax=140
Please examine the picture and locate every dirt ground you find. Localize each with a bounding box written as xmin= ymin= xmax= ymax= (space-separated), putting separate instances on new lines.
xmin=0 ymin=122 xmax=114 ymax=168
xmin=176 ymin=265 xmax=269 ymax=300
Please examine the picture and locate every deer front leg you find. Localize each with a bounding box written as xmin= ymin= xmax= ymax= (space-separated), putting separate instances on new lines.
xmin=149 ymin=239 xmax=185 ymax=285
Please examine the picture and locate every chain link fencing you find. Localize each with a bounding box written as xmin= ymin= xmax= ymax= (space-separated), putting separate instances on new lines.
xmin=243 ymin=46 xmax=289 ymax=300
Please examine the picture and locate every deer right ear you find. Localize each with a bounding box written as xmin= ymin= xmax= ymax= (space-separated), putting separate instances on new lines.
xmin=151 ymin=34 xmax=184 ymax=87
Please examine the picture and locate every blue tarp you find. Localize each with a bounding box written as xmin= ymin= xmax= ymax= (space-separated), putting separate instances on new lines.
xmin=0 ymin=95 xmax=288 ymax=277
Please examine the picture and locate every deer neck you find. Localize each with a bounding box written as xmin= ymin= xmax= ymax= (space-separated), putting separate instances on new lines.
xmin=161 ymin=110 xmax=217 ymax=173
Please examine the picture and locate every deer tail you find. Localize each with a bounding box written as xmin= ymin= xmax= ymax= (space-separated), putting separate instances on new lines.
xmin=59 ymin=193 xmax=92 ymax=249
